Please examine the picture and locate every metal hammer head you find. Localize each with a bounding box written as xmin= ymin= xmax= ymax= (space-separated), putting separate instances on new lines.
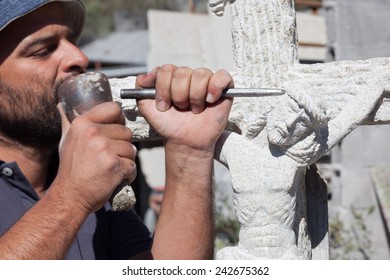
xmin=57 ymin=72 xmax=112 ymax=122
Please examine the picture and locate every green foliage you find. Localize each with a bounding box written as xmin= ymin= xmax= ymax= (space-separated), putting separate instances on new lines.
xmin=214 ymin=192 xmax=240 ymax=250
xmin=80 ymin=1 xmax=114 ymax=44
xmin=329 ymin=205 xmax=375 ymax=260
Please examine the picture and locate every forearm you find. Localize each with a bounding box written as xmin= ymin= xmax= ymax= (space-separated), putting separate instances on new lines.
xmin=0 ymin=184 xmax=87 ymax=259
xmin=151 ymin=143 xmax=215 ymax=259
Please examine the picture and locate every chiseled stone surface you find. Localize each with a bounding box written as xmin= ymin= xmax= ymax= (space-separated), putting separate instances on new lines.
xmin=109 ymin=0 xmax=390 ymax=259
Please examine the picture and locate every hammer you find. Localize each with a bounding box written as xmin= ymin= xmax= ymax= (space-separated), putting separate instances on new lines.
xmin=57 ymin=72 xmax=136 ymax=211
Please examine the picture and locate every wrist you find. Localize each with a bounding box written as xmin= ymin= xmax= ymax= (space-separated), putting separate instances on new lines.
xmin=164 ymin=142 xmax=214 ymax=193
xmin=46 ymin=180 xmax=92 ymax=218
xmin=164 ymin=140 xmax=216 ymax=160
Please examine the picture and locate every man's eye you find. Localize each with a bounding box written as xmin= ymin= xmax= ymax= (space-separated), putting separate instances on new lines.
xmin=33 ymin=50 xmax=49 ymax=57
xmin=33 ymin=44 xmax=57 ymax=58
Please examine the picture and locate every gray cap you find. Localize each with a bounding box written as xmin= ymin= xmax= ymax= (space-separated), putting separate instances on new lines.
xmin=0 ymin=0 xmax=85 ymax=36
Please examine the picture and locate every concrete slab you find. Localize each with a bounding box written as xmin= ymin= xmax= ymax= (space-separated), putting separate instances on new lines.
xmin=296 ymin=12 xmax=328 ymax=61
xmin=325 ymin=0 xmax=390 ymax=60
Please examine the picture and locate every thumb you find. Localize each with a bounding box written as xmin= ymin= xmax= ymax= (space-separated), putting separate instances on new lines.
xmin=57 ymin=103 xmax=71 ymax=151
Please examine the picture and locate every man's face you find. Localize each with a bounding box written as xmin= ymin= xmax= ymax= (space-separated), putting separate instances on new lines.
xmin=267 ymin=98 xmax=312 ymax=147
xmin=0 ymin=2 xmax=88 ymax=148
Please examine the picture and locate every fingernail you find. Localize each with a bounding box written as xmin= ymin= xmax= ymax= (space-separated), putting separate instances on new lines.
xmin=157 ymin=100 xmax=168 ymax=112
xmin=206 ymin=93 xmax=214 ymax=103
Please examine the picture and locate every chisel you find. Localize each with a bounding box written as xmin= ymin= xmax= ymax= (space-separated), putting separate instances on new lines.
xmin=120 ymin=88 xmax=286 ymax=99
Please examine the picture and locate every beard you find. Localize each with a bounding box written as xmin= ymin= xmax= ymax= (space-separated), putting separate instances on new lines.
xmin=0 ymin=77 xmax=62 ymax=149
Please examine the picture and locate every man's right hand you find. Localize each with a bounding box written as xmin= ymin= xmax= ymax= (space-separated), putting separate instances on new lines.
xmin=55 ymin=102 xmax=137 ymax=214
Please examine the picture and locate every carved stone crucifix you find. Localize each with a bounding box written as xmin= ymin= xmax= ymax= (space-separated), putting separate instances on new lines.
xmin=208 ymin=0 xmax=390 ymax=260
xmin=109 ymin=0 xmax=390 ymax=259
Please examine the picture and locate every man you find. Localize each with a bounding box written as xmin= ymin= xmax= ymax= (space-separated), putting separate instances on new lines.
xmin=0 ymin=0 xmax=233 ymax=259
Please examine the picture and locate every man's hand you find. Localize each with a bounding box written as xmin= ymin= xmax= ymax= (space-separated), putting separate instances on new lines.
xmin=136 ymin=65 xmax=234 ymax=259
xmin=55 ymin=102 xmax=137 ymax=214
xmin=136 ymin=65 xmax=234 ymax=154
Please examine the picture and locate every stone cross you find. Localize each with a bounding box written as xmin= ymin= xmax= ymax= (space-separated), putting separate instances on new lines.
xmin=109 ymin=0 xmax=390 ymax=259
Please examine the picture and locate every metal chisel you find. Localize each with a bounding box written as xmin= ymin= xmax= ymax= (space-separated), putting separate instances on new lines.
xmin=120 ymin=88 xmax=286 ymax=99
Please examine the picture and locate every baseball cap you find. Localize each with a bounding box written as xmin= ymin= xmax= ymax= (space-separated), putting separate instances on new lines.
xmin=0 ymin=0 xmax=85 ymax=36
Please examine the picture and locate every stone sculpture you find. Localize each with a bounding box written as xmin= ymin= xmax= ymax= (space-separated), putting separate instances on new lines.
xmin=209 ymin=0 xmax=390 ymax=259
xmin=215 ymin=58 xmax=390 ymax=260
xmin=109 ymin=0 xmax=390 ymax=259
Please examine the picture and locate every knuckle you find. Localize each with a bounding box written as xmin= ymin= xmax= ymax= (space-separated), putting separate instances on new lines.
xmin=216 ymin=68 xmax=230 ymax=76
xmin=160 ymin=64 xmax=177 ymax=72
xmin=150 ymin=66 xmax=160 ymax=73
xmin=128 ymin=164 xmax=137 ymax=182
xmin=120 ymin=125 xmax=133 ymax=140
xmin=192 ymin=67 xmax=211 ymax=79
xmin=131 ymin=144 xmax=137 ymax=158
xmin=108 ymin=102 xmax=124 ymax=119
xmin=84 ymin=124 xmax=100 ymax=138
xmin=105 ymin=156 xmax=121 ymax=173
xmin=122 ymin=159 xmax=137 ymax=182
xmin=215 ymin=69 xmax=232 ymax=82
xmin=125 ymin=143 xmax=136 ymax=159
xmin=173 ymin=67 xmax=192 ymax=79
xmin=90 ymin=137 xmax=110 ymax=153
xmin=71 ymin=116 xmax=86 ymax=128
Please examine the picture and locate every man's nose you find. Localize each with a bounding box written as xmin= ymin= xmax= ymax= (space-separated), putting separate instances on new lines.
xmin=60 ymin=40 xmax=89 ymax=73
